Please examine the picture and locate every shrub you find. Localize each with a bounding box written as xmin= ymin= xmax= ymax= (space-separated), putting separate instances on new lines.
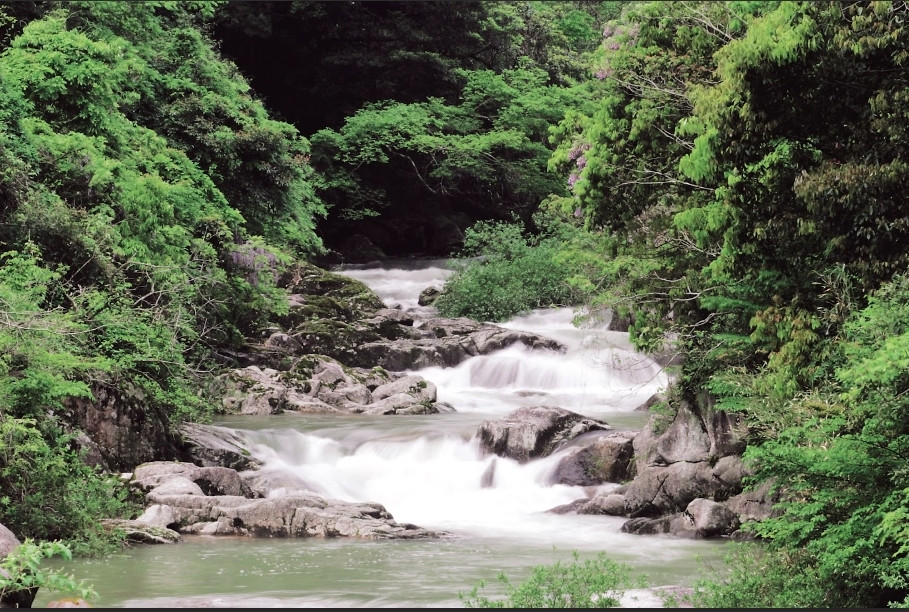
xmin=0 ymin=417 xmax=133 ymax=555
xmin=687 ymin=542 xmax=830 ymax=608
xmin=0 ymin=539 xmax=96 ymax=604
xmin=459 ymin=551 xmax=646 ymax=608
xmin=434 ymin=220 xmax=577 ymax=322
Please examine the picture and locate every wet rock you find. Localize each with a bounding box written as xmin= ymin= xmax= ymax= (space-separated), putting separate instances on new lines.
xmin=130 ymin=461 xmax=446 ymax=541
xmin=576 ymin=492 xmax=628 ymax=516
xmin=177 ymin=423 xmax=263 ymax=472
xmin=549 ymin=431 xmax=636 ymax=486
xmin=620 ymin=497 xmax=741 ymax=539
xmin=621 ymin=513 xmax=696 ymax=538
xmin=477 ymin=406 xmax=612 ymax=464
xmin=418 ymin=286 xmax=441 ymax=306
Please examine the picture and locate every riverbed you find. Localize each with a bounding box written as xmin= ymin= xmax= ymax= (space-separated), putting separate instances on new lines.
xmin=33 ymin=259 xmax=729 ymax=608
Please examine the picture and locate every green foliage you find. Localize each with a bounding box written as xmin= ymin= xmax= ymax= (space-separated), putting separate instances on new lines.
xmin=0 ymin=246 xmax=136 ymax=550
xmin=0 ymin=246 xmax=101 ymax=418
xmin=311 ymin=64 xmax=584 ymax=235
xmin=0 ymin=539 xmax=96 ymax=603
xmin=433 ymin=219 xmax=579 ymax=322
xmin=729 ymin=270 xmax=909 ymax=607
xmin=537 ymin=4 xmax=909 ymax=605
xmin=545 ymin=1 xmax=776 ymax=360
xmin=45 ymin=1 xmax=327 ymax=257
xmin=0 ymin=1 xmax=304 ymax=388
xmin=459 ymin=551 xmax=646 ymax=608
xmin=0 ymin=416 xmax=132 ymax=554
xmin=0 ymin=1 xmax=317 ymax=547
xmin=688 ymin=543 xmax=830 ymax=608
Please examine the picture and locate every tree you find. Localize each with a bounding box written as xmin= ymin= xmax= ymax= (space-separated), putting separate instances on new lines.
xmin=0 ymin=1 xmax=320 ymax=546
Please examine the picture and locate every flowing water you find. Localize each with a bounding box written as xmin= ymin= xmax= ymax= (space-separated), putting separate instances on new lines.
xmin=33 ymin=259 xmax=729 ymax=608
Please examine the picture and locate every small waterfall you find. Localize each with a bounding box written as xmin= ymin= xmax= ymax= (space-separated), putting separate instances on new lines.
xmin=242 ymin=424 xmax=623 ymax=548
xmin=414 ymin=341 xmax=666 ymax=415
xmin=339 ymin=258 xmax=454 ymax=314
xmin=243 ymin=258 xmax=671 ymax=548
xmin=40 ymin=259 xmax=727 ymax=608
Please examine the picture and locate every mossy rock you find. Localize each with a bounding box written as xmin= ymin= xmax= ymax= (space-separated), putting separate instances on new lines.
xmin=369 ymin=315 xmax=416 ymax=341
xmin=292 ymin=319 xmax=382 ymax=359
xmin=282 ymin=263 xmax=385 ymax=311
xmin=276 ymin=295 xmax=364 ymax=329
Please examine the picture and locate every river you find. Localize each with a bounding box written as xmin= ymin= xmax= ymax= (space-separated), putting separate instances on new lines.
xmin=33 ymin=259 xmax=729 ymax=608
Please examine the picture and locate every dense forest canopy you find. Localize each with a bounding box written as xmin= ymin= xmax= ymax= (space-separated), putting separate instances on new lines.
xmin=1 ymin=0 xmax=909 ymax=607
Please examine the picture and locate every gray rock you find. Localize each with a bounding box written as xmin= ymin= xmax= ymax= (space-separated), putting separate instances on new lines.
xmin=418 ymin=286 xmax=441 ymax=306
xmin=178 ymin=423 xmax=262 ymax=471
xmin=220 ymin=365 xmax=289 ymax=415
xmin=686 ymin=498 xmax=740 ymax=537
xmin=623 ymin=457 xmax=744 ymax=518
xmin=549 ymin=431 xmax=636 ymax=486
xmin=724 ymin=479 xmax=782 ymax=525
xmin=578 ymin=492 xmax=628 ymax=516
xmin=218 ymin=355 xmax=444 ymax=416
xmin=130 ymin=461 xmax=446 ymax=541
xmin=621 ymin=513 xmax=697 ymax=538
xmin=478 ymin=406 xmax=612 ymax=464
xmin=134 ymin=504 xmax=177 ymax=529
xmin=350 ymin=315 xmax=565 ymax=371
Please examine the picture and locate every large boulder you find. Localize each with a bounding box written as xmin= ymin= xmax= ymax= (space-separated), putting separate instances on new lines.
xmin=622 ymin=455 xmax=745 ymax=518
xmin=686 ymin=498 xmax=741 ymax=537
xmin=546 ymin=390 xmax=763 ymax=540
xmin=61 ymin=378 xmax=191 ymax=472
xmin=622 ymin=393 xmax=748 ymax=518
xmin=548 ymin=431 xmax=636 ymax=486
xmin=620 ymin=497 xmax=741 ymax=539
xmin=477 ymin=406 xmax=612 ymax=464
xmin=177 ymin=423 xmax=263 ymax=472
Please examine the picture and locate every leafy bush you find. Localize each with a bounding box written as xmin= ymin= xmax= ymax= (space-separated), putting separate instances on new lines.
xmin=688 ymin=543 xmax=829 ymax=608
xmin=434 ymin=219 xmax=578 ymax=322
xmin=0 ymin=417 xmax=134 ymax=555
xmin=459 ymin=551 xmax=646 ymax=608
xmin=0 ymin=539 xmax=96 ymax=604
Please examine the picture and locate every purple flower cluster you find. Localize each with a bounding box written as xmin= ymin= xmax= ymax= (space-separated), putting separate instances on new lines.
xmin=595 ymin=22 xmax=641 ymax=79
xmin=567 ymin=142 xmax=590 ymax=190
xmin=568 ymin=143 xmax=591 ymax=161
